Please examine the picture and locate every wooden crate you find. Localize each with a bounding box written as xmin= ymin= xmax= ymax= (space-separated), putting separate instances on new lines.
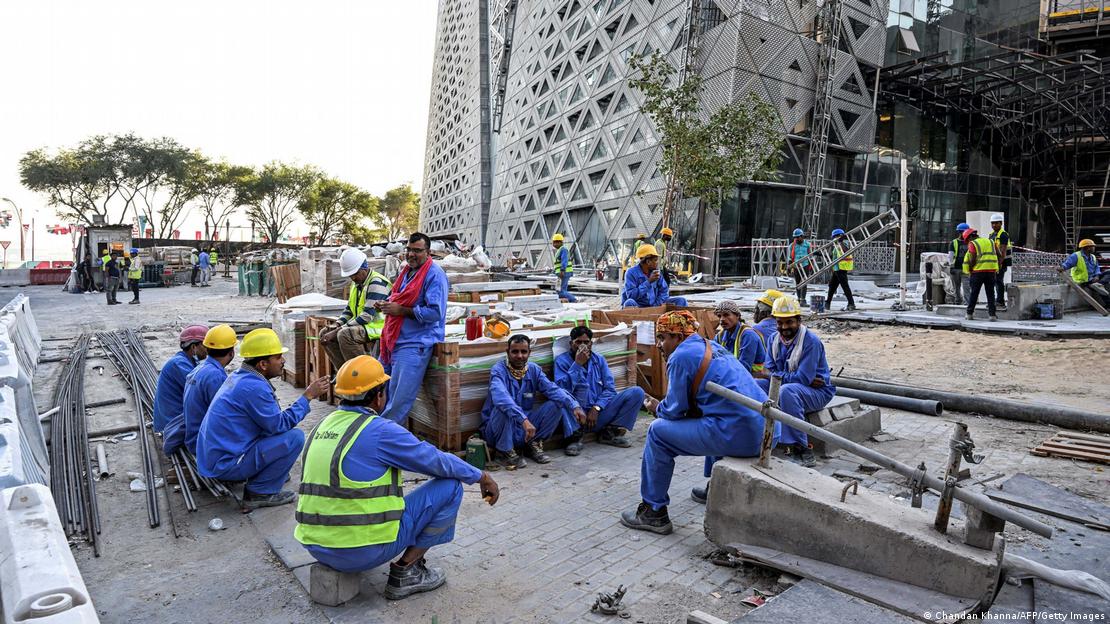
xmin=448 ymin=287 xmax=542 ymax=303
xmin=280 ymin=319 xmax=307 ymax=388
xmin=304 ymin=315 xmax=335 ymax=404
xmin=270 ymin=263 xmax=302 ymax=303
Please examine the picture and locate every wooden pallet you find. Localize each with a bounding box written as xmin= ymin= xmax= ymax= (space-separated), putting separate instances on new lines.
xmin=448 ymin=288 xmax=542 ymax=303
xmin=1031 ymin=431 xmax=1110 ymax=464
xmin=270 ymin=264 xmax=302 ymax=304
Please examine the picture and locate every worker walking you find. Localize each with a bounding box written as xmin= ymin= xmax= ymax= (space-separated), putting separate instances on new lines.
xmin=622 ymin=245 xmax=688 ymax=308
xmin=962 ymin=228 xmax=998 ymax=321
xmin=103 ymin=251 xmax=121 ymax=305
xmin=949 ymin=223 xmax=971 ymax=304
xmin=196 ymin=329 xmax=330 ymax=509
xmin=322 ymin=248 xmax=392 ymax=369
xmin=162 ymin=325 xmax=238 ymax=456
xmin=198 ymin=249 xmax=211 ymax=287
xmin=621 ymin=311 xmax=777 ymax=534
xmin=551 ymin=233 xmax=577 ymax=303
xmin=295 ymin=356 xmax=500 ymax=599
xmin=190 ymin=248 xmax=200 ymax=287
xmin=127 ymin=248 xmax=142 ymax=304
xmin=788 ymin=228 xmax=811 ymax=306
xmin=755 ymin=296 xmax=834 ymax=468
xmin=480 ymin=335 xmax=586 ymax=469
xmin=1062 ymin=239 xmax=1110 ymax=306
xmin=553 ymin=326 xmax=644 ymax=456
xmin=210 ymin=247 xmax=219 ymax=277
xmin=375 ymin=233 xmax=448 ymax=425
xmin=988 ymin=213 xmax=1011 ymax=307
xmin=826 ymin=229 xmax=856 ymax=311
xmin=153 ymin=325 xmax=208 ymax=432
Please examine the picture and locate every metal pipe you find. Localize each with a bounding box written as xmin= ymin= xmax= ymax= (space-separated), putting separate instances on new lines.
xmin=834 ymin=387 xmax=943 ymax=416
xmin=86 ymin=398 xmax=127 ymax=409
xmin=95 ymin=444 xmax=109 ymax=479
xmin=835 ymin=376 xmax=1110 ymax=433
xmin=706 ymin=381 xmax=1054 ymax=538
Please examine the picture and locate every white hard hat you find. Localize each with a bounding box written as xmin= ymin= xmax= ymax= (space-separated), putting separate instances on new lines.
xmin=990 ymin=213 xmax=1004 ymax=223
xmin=339 ymin=247 xmax=368 ymax=277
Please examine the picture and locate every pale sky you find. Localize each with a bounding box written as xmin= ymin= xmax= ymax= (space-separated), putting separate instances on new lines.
xmin=0 ymin=0 xmax=438 ymax=260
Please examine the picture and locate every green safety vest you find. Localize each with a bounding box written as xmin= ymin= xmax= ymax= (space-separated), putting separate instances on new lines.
xmin=347 ymin=271 xmax=391 ymax=339
xmin=128 ymin=257 xmax=142 ymax=280
xmin=833 ymin=241 xmax=854 ymax=271
xmin=101 ymin=254 xmax=111 ymax=269
xmin=963 ymin=238 xmax=998 ymax=273
xmin=210 ymin=251 xmax=218 ymax=265
xmin=1071 ymin=252 xmax=1090 ymax=284
xmin=654 ymin=239 xmax=667 ymax=262
xmin=951 ymin=239 xmax=966 ymax=274
xmin=553 ymin=247 xmax=573 ymax=275
xmin=294 ymin=409 xmax=405 ymax=548
xmin=989 ymin=229 xmax=1012 ymax=253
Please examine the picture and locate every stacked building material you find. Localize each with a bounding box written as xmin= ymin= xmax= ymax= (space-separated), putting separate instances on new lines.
xmin=271 ymin=294 xmax=347 ymax=388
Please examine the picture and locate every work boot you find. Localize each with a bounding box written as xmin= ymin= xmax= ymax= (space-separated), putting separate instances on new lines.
xmin=494 ymin=449 xmax=525 ymax=471
xmin=598 ymin=426 xmax=631 ymax=448
xmin=793 ymin=444 xmax=817 ymax=468
xmin=564 ymin=433 xmax=584 ymax=456
xmin=242 ymin=489 xmax=296 ymax=510
xmin=384 ymin=558 xmax=446 ymax=600
xmin=129 ymin=300 xmax=140 ymax=304
xmin=989 ymin=315 xmax=998 ymax=322
xmin=525 ymin=439 xmax=551 ymax=464
xmin=620 ymin=502 xmax=673 ymax=535
xmin=964 ymin=312 xmax=973 ymax=320
xmin=691 ymin=482 xmax=709 ymax=504
xmin=845 ymin=304 xmax=857 ymax=311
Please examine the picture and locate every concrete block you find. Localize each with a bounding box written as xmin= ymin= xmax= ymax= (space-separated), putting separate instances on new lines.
xmin=806 ymin=407 xmax=833 ymax=427
xmin=804 ymin=396 xmax=856 ymax=427
xmin=963 ymin=503 xmax=1006 ymax=551
xmin=308 ymin=563 xmax=361 ymax=606
xmin=830 ymin=403 xmax=856 ymax=422
xmin=704 ymin=457 xmax=1001 ymax=602
xmin=811 ymin=406 xmax=881 ymax=457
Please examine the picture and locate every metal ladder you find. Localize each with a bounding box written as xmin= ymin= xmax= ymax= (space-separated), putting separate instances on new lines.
xmin=490 ymin=0 xmax=518 ymax=134
xmin=801 ymin=0 xmax=844 ymax=235
xmin=1063 ymin=184 xmax=1077 ymax=250
xmin=786 ymin=208 xmax=901 ymax=287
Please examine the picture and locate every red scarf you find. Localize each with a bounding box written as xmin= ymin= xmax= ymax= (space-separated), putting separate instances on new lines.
xmin=379 ymin=259 xmax=434 ymax=364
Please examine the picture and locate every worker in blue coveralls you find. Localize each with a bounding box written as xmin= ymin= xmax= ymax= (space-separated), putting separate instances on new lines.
xmin=196 ymin=328 xmax=331 ymax=509
xmin=755 ymin=296 xmax=835 ymax=468
xmin=162 ymin=324 xmax=238 ymax=456
xmin=551 ymin=233 xmax=577 ymax=303
xmin=553 ymin=325 xmax=645 ymax=456
xmin=374 ymin=232 xmax=448 ymax=425
xmin=622 ymin=244 xmax=688 ymax=308
xmin=479 ymin=335 xmax=586 ymax=470
xmin=152 ymin=324 xmax=208 ymax=432
xmin=621 ymin=311 xmax=778 ymax=535
xmin=295 ymin=355 xmax=500 ymax=601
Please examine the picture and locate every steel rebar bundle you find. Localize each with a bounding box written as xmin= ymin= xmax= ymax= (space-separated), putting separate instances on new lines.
xmin=48 ymin=335 xmax=101 ymax=556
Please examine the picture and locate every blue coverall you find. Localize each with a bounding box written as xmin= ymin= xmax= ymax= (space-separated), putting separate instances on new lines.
xmin=553 ymin=351 xmax=643 ymax=435
xmin=622 ymin=263 xmax=688 ymax=308
xmin=479 ymin=361 xmax=581 ymax=452
xmin=554 ymin=246 xmax=577 ymax=303
xmin=164 ymin=356 xmax=228 ymax=456
xmin=302 ymin=406 xmax=482 ymax=573
xmin=752 ymin=317 xmax=778 ymax=346
xmin=196 ymin=366 xmax=308 ymax=495
xmin=152 ymin=350 xmax=198 ymax=432
xmin=642 ymin=335 xmax=778 ymax=509
xmin=380 ymin=262 xmax=449 ymax=425
xmin=756 ymin=329 xmax=835 ymax=448
xmin=715 ymin=326 xmax=766 ymax=373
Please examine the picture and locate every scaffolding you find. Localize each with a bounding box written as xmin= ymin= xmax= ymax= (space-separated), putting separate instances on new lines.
xmin=801 ymin=0 xmax=844 ymax=235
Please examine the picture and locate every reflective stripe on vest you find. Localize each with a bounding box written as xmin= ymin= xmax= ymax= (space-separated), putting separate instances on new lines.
xmin=1071 ymin=253 xmax=1089 ymax=284
xmin=715 ymin=325 xmax=764 ymax=373
xmin=833 ymin=242 xmax=854 ymax=271
xmin=294 ymin=409 xmax=405 ymax=548
xmin=128 ymin=259 xmax=142 ymax=279
xmin=347 ymin=272 xmax=391 ymax=338
xmin=964 ymin=238 xmax=998 ymax=273
xmin=101 ymin=254 xmax=110 ymax=268
xmin=553 ymin=247 xmax=574 ymax=274
xmin=952 ymin=239 xmax=966 ymax=274
xmin=989 ymin=229 xmax=1012 ymax=252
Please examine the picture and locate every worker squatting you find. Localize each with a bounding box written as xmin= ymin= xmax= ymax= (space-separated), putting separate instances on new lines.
xmin=152 ymin=232 xmax=837 ymax=601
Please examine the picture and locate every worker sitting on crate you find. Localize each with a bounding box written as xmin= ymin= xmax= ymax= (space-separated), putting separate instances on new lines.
xmin=621 ymin=311 xmax=776 ymax=535
xmin=152 ymin=325 xmax=208 ymax=432
xmin=755 ymin=296 xmax=835 ymax=469
xmin=1061 ymin=239 xmax=1110 ymax=306
xmin=621 ymin=245 xmax=688 ymax=308
xmin=479 ymin=335 xmax=587 ymax=470
xmin=295 ymin=355 xmax=500 ymax=600
xmin=162 ymin=325 xmax=239 ymax=457
xmin=712 ymin=300 xmax=766 ymax=374
xmin=553 ymin=326 xmax=645 ymax=456
xmin=321 ymin=247 xmax=392 ymax=369
xmin=196 ymin=329 xmax=331 ymax=510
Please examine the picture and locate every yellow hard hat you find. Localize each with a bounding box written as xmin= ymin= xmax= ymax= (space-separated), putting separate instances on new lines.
xmin=552 ymin=233 xmax=564 ymax=242
xmin=240 ymin=328 xmax=288 ymax=359
xmin=334 ymin=355 xmax=390 ymax=400
xmin=636 ymin=244 xmax=659 ymax=260
xmin=772 ymin=296 xmax=803 ymax=318
xmin=661 ymin=227 xmax=674 ymax=236
xmin=1078 ymin=239 xmax=1095 ymax=249
xmin=757 ymin=289 xmax=784 ymax=308
xmin=203 ymin=324 xmax=239 ymax=350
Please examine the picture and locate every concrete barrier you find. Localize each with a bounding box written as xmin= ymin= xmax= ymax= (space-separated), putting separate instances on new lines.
xmin=0 ymin=270 xmax=31 ymax=288
xmin=0 ymin=295 xmax=47 ymax=488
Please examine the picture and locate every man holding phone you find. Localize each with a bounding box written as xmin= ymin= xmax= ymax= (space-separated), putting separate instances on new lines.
xmin=621 ymin=245 xmax=688 ymax=308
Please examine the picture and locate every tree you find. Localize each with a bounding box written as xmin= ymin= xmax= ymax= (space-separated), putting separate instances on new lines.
xmin=373 ymin=184 xmax=420 ymax=241
xmin=19 ymin=135 xmax=131 ymax=226
xmin=122 ymin=136 xmax=199 ymax=238
xmin=629 ymin=52 xmax=784 ymax=226
xmin=234 ymin=162 xmax=321 ymax=245
xmin=193 ymin=159 xmax=251 ymax=240
xmin=297 ymin=177 xmax=378 ymax=246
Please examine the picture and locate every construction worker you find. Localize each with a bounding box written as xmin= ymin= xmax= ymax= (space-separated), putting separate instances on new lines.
xmin=100 ymin=248 xmax=111 ymax=284
xmin=196 ymin=329 xmax=330 ymax=509
xmin=756 ymin=296 xmax=834 ymax=468
xmin=655 ymin=227 xmax=677 ymax=284
xmin=190 ymin=248 xmax=200 ymax=287
xmin=1062 ymin=239 xmax=1110 ymax=306
xmin=321 ymin=248 xmax=392 ymax=369
xmin=374 ymin=232 xmax=448 ymax=425
xmin=119 ymin=250 xmax=130 ymax=291
xmin=551 ymin=233 xmax=577 ymax=303
xmin=788 ymin=228 xmax=811 ymax=306
xmin=103 ymin=251 xmax=121 ymax=305
xmin=152 ymin=325 xmax=208 ymax=432
xmin=622 ymin=311 xmax=776 ymax=533
xmin=210 ymin=247 xmax=219 ymax=276
xmin=949 ymin=223 xmax=971 ymax=304
xmin=198 ymin=248 xmax=211 ymax=287
xmin=713 ymin=300 xmax=765 ymax=374
xmin=826 ymin=229 xmax=856 ymax=311
xmin=127 ymin=248 xmax=142 ymax=304
xmin=750 ymin=289 xmax=782 ymax=355
xmin=630 ymin=233 xmax=648 ymax=264
xmin=162 ymin=325 xmax=238 ymax=456
xmin=988 ymin=213 xmax=1011 ymax=306
xmin=479 ymin=335 xmax=586 ymax=470
xmin=962 ymin=228 xmax=998 ymax=321
xmin=295 ymin=356 xmax=499 ymax=599
xmin=553 ymin=326 xmax=644 ymax=456
xmin=622 ymin=244 xmax=688 ymax=308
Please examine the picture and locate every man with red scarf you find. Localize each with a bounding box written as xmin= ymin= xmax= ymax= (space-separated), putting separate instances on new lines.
xmin=374 ymin=232 xmax=449 ymax=424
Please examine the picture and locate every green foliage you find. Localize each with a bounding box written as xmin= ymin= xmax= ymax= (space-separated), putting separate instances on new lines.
xmin=629 ymin=52 xmax=784 ymax=214
xmin=191 ymin=158 xmax=252 ymax=239
xmin=298 ymin=177 xmax=379 ymax=246
xmin=233 ymin=162 xmax=321 ymax=244
xmin=371 ymin=184 xmax=421 ymax=242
